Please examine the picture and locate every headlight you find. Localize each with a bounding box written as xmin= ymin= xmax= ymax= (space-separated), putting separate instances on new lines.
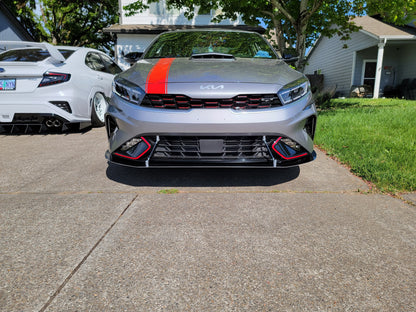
xmin=278 ymin=77 xmax=310 ymax=105
xmin=113 ymin=77 xmax=145 ymax=105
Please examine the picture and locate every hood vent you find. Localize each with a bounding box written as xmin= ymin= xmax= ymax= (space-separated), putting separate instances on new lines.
xmin=190 ymin=53 xmax=235 ymax=60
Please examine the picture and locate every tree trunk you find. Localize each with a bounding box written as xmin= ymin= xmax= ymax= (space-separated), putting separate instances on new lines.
xmin=295 ymin=25 xmax=307 ymax=70
xmin=272 ymin=18 xmax=287 ymax=56
xmin=295 ymin=1 xmax=308 ymax=70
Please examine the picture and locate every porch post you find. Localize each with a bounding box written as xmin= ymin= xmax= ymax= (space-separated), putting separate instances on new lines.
xmin=373 ymin=39 xmax=386 ymax=99
xmin=350 ymin=51 xmax=357 ymax=87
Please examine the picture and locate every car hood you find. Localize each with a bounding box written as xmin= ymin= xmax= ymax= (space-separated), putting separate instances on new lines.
xmin=119 ymin=58 xmax=303 ymax=95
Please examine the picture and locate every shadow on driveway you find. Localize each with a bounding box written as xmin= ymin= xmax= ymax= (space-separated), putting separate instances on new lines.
xmin=106 ymin=164 xmax=300 ymax=187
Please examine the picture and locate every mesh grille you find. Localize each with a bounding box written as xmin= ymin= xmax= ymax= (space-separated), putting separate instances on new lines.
xmin=141 ymin=94 xmax=281 ymax=110
xmin=151 ymin=136 xmax=273 ymax=162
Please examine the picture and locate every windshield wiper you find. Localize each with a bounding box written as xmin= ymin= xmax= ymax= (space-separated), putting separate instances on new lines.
xmin=190 ymin=53 xmax=236 ymax=60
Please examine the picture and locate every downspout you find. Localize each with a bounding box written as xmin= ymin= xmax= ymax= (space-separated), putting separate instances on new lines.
xmin=118 ymin=0 xmax=124 ymax=25
xmin=373 ymin=38 xmax=387 ymax=99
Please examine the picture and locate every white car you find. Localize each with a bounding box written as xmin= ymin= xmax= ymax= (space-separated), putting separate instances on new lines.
xmin=0 ymin=41 xmax=122 ymax=132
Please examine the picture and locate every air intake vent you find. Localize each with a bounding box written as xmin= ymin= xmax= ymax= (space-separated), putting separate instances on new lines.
xmin=50 ymin=101 xmax=72 ymax=113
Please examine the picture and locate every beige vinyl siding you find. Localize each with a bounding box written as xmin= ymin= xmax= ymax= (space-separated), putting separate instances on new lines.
xmin=304 ymin=31 xmax=378 ymax=96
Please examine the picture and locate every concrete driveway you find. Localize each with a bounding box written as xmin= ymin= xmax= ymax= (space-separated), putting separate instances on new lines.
xmin=1 ymin=128 xmax=415 ymax=311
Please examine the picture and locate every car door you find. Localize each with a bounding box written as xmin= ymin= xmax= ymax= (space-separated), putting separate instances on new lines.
xmin=97 ymin=52 xmax=122 ymax=96
xmin=84 ymin=52 xmax=122 ymax=115
xmin=85 ymin=52 xmax=109 ymax=87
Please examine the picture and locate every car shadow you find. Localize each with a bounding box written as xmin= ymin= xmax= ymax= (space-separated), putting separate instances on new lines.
xmin=106 ymin=163 xmax=300 ymax=187
xmin=0 ymin=124 xmax=93 ymax=135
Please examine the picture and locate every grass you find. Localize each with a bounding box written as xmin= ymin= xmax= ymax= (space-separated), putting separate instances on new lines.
xmin=157 ymin=189 xmax=180 ymax=194
xmin=315 ymin=98 xmax=416 ymax=193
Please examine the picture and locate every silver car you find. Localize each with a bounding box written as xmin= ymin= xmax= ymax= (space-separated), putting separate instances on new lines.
xmin=105 ymin=29 xmax=316 ymax=168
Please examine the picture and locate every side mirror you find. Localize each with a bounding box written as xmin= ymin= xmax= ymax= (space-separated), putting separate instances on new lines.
xmin=123 ymin=52 xmax=143 ymax=66
xmin=282 ymin=53 xmax=298 ymax=64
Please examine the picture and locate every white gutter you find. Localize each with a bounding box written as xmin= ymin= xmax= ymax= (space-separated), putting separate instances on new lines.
xmin=379 ymin=35 xmax=416 ymax=40
xmin=0 ymin=41 xmax=66 ymax=63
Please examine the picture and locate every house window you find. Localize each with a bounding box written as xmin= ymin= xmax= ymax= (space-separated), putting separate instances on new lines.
xmin=362 ymin=60 xmax=377 ymax=90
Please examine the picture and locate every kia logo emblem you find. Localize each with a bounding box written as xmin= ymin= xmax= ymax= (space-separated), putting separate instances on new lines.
xmin=200 ymin=84 xmax=224 ymax=90
xmin=0 ymin=68 xmax=5 ymax=73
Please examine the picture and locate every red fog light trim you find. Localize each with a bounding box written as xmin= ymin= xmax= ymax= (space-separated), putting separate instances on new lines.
xmin=272 ymin=137 xmax=308 ymax=160
xmin=114 ymin=137 xmax=151 ymax=160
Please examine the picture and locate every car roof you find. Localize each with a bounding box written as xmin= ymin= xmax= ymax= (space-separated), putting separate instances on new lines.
xmin=0 ymin=45 xmax=109 ymax=64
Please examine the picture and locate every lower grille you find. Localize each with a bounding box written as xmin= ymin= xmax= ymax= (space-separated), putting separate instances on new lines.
xmin=141 ymin=94 xmax=282 ymax=110
xmin=304 ymin=116 xmax=316 ymax=140
xmin=151 ymin=136 xmax=273 ymax=163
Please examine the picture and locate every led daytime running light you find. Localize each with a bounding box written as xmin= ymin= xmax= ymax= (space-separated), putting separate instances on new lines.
xmin=278 ymin=78 xmax=310 ymax=105
xmin=113 ymin=77 xmax=145 ymax=105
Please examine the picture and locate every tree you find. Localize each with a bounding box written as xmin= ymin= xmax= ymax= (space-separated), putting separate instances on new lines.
xmin=209 ymin=0 xmax=363 ymax=69
xmin=124 ymin=0 xmax=416 ymax=70
xmin=365 ymin=0 xmax=416 ymax=25
xmin=3 ymin=0 xmax=119 ymax=52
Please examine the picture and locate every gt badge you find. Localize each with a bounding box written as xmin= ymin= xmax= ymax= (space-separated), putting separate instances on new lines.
xmin=200 ymin=85 xmax=224 ymax=90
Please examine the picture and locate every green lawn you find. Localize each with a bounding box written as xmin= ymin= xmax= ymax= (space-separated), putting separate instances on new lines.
xmin=315 ymin=98 xmax=416 ymax=193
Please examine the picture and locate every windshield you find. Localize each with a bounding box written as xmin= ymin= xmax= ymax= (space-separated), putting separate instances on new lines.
xmin=0 ymin=48 xmax=74 ymax=62
xmin=144 ymin=31 xmax=278 ymax=59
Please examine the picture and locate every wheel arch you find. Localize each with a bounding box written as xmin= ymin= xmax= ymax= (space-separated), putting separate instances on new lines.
xmin=88 ymin=87 xmax=107 ymax=117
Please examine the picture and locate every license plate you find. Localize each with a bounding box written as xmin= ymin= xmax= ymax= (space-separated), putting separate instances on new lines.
xmin=0 ymin=79 xmax=16 ymax=91
xmin=200 ymin=139 xmax=224 ymax=154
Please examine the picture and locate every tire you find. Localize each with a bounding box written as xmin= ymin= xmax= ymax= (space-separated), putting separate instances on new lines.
xmin=91 ymin=92 xmax=107 ymax=127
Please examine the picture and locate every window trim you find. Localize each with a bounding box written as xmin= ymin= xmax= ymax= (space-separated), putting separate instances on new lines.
xmin=361 ymin=59 xmax=377 ymax=87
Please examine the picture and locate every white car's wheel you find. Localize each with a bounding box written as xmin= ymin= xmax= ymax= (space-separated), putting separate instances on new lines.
xmin=91 ymin=92 xmax=107 ymax=127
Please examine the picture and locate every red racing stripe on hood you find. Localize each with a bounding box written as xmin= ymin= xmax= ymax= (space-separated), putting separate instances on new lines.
xmin=145 ymin=58 xmax=175 ymax=94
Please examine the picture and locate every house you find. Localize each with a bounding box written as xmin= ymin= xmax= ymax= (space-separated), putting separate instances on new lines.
xmin=0 ymin=1 xmax=34 ymax=46
xmin=303 ymin=16 xmax=416 ymax=99
xmin=104 ymin=0 xmax=264 ymax=69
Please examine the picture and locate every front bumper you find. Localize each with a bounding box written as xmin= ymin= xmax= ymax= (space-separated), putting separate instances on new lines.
xmin=105 ymin=92 xmax=317 ymax=168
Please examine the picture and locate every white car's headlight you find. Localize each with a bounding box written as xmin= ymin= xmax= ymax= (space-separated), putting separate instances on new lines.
xmin=113 ymin=77 xmax=145 ymax=105
xmin=278 ymin=77 xmax=310 ymax=105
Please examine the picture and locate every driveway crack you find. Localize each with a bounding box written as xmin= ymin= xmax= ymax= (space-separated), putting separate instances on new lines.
xmin=38 ymin=194 xmax=139 ymax=312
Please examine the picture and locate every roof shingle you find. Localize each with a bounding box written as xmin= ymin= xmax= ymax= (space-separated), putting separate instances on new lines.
xmin=353 ymin=16 xmax=416 ymax=38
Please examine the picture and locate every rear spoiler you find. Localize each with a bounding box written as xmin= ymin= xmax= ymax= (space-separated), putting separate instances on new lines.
xmin=0 ymin=41 xmax=66 ymax=63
